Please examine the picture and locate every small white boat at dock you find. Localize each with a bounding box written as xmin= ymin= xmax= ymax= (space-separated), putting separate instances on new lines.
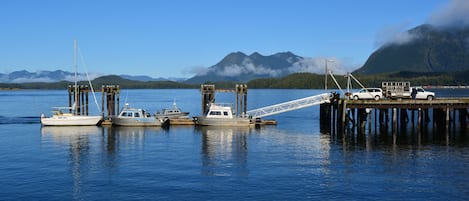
xmin=194 ymin=103 xmax=253 ymax=126
xmin=41 ymin=107 xmax=102 ymax=126
xmin=155 ymin=101 xmax=190 ymax=119
xmin=112 ymin=103 xmax=169 ymax=127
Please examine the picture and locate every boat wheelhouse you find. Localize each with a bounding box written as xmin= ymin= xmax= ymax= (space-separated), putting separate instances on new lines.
xmin=194 ymin=103 xmax=253 ymax=126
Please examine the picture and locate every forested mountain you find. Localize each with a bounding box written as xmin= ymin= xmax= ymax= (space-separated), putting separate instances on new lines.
xmin=184 ymin=51 xmax=304 ymax=84
xmin=355 ymin=24 xmax=469 ymax=74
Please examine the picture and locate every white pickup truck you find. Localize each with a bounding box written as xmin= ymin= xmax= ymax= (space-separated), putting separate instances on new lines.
xmin=381 ymin=82 xmax=435 ymax=100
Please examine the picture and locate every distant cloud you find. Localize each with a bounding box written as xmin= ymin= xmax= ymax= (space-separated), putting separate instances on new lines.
xmin=5 ymin=71 xmax=102 ymax=83
xmin=374 ymin=23 xmax=419 ymax=48
xmin=10 ymin=77 xmax=57 ymax=83
xmin=427 ymin=0 xmax=469 ymax=28
xmin=215 ymin=58 xmax=282 ymax=77
xmin=182 ymin=56 xmax=359 ymax=78
xmin=288 ymin=57 xmax=355 ymax=75
xmin=373 ymin=0 xmax=469 ymax=48
xmin=182 ymin=66 xmax=209 ymax=76
xmin=64 ymin=73 xmax=102 ymax=82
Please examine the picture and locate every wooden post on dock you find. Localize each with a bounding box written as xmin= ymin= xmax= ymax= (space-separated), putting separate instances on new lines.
xmin=343 ymin=100 xmax=348 ymax=134
xmin=101 ymin=85 xmax=120 ymax=119
xmin=68 ymin=89 xmax=72 ymax=113
xmin=235 ymin=84 xmax=248 ymax=117
xmin=392 ymin=108 xmax=397 ymax=133
xmin=320 ymin=103 xmax=331 ymax=133
xmin=85 ymin=86 xmax=89 ymax=115
xmin=400 ymin=108 xmax=407 ymax=131
xmin=459 ymin=109 xmax=468 ymax=129
xmin=201 ymin=84 xmax=215 ymax=115
xmin=446 ymin=106 xmax=450 ymax=134
xmin=80 ymin=86 xmax=84 ymax=115
xmin=418 ymin=108 xmax=422 ymax=130
xmin=68 ymin=85 xmax=91 ymax=116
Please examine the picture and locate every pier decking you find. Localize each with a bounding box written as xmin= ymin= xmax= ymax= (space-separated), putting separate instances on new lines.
xmin=320 ymin=96 xmax=469 ymax=144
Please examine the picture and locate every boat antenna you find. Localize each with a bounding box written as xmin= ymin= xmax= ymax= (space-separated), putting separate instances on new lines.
xmin=73 ymin=39 xmax=78 ymax=115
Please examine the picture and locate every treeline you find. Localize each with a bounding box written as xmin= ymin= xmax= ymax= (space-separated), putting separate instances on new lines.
xmin=1 ymin=71 xmax=469 ymax=90
xmin=248 ymin=71 xmax=469 ymax=89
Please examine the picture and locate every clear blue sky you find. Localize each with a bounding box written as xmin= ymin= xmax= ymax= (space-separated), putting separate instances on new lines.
xmin=0 ymin=0 xmax=452 ymax=78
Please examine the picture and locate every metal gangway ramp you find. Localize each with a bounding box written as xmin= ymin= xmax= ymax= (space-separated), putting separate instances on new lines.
xmin=246 ymin=93 xmax=331 ymax=118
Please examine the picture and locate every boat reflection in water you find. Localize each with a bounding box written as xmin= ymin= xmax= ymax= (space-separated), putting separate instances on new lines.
xmin=40 ymin=126 xmax=163 ymax=200
xmin=106 ymin=126 xmax=164 ymax=150
xmin=40 ymin=126 xmax=101 ymax=145
xmin=40 ymin=126 xmax=101 ymax=200
xmin=198 ymin=126 xmax=251 ymax=177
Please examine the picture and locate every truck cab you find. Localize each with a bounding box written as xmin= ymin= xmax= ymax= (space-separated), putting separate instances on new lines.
xmin=411 ymin=87 xmax=435 ymax=100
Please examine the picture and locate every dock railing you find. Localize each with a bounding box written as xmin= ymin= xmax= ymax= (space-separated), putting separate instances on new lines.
xmin=246 ymin=93 xmax=331 ymax=118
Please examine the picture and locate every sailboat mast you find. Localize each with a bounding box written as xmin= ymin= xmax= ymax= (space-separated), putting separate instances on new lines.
xmin=73 ymin=39 xmax=78 ymax=115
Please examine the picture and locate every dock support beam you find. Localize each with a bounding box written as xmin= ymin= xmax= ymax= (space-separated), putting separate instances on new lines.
xmin=201 ymin=84 xmax=215 ymax=115
xmin=101 ymin=85 xmax=120 ymax=119
xmin=235 ymin=84 xmax=248 ymax=117
xmin=68 ymin=85 xmax=90 ymax=116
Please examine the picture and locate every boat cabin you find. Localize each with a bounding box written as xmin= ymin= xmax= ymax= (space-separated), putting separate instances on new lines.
xmin=119 ymin=104 xmax=151 ymax=118
xmin=206 ymin=104 xmax=234 ymax=119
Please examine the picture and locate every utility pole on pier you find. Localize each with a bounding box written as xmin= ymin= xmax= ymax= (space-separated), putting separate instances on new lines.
xmin=325 ymin=59 xmax=334 ymax=91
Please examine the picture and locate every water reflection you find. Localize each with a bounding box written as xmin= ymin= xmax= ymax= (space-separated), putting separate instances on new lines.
xmin=327 ymin=118 xmax=469 ymax=149
xmin=41 ymin=126 xmax=100 ymax=201
xmin=198 ymin=126 xmax=251 ymax=177
xmin=40 ymin=126 xmax=164 ymax=200
xmin=106 ymin=126 xmax=163 ymax=149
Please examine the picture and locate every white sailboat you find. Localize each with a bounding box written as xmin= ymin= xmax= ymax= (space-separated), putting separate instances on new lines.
xmin=41 ymin=40 xmax=103 ymax=126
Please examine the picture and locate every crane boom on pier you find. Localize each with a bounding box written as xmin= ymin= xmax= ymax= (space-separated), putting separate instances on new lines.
xmin=246 ymin=93 xmax=331 ymax=118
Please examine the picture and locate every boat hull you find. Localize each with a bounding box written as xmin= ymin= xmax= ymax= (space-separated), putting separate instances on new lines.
xmin=155 ymin=112 xmax=190 ymax=119
xmin=41 ymin=115 xmax=102 ymax=126
xmin=111 ymin=116 xmax=165 ymax=127
xmin=194 ymin=117 xmax=253 ymax=126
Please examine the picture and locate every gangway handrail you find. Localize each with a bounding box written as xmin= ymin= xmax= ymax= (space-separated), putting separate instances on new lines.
xmin=246 ymin=93 xmax=331 ymax=118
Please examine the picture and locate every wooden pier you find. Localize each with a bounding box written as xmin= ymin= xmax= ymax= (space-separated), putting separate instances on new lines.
xmin=101 ymin=85 xmax=120 ymax=125
xmin=320 ymin=96 xmax=469 ymax=144
xmin=199 ymin=84 xmax=277 ymax=126
xmin=67 ymin=85 xmax=91 ymax=115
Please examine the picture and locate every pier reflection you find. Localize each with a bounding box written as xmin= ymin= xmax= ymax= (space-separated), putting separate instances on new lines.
xmin=326 ymin=117 xmax=469 ymax=149
xmin=198 ymin=126 xmax=251 ymax=176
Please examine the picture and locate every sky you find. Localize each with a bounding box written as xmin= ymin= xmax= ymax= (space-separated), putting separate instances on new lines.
xmin=0 ymin=0 xmax=463 ymax=78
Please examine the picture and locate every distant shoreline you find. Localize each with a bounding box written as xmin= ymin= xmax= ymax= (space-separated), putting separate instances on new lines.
xmin=425 ymin=85 xmax=469 ymax=89
xmin=0 ymin=88 xmax=22 ymax=91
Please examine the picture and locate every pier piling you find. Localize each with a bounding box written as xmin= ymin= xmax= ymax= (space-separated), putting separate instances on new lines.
xmin=201 ymin=84 xmax=215 ymax=115
xmin=321 ymin=98 xmax=469 ymax=145
xmin=68 ymin=85 xmax=90 ymax=115
xmin=101 ymin=85 xmax=120 ymax=120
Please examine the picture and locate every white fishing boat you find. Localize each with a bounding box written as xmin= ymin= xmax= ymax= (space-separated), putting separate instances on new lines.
xmin=155 ymin=101 xmax=190 ymax=119
xmin=194 ymin=103 xmax=253 ymax=126
xmin=112 ymin=103 xmax=169 ymax=127
xmin=41 ymin=40 xmax=102 ymax=126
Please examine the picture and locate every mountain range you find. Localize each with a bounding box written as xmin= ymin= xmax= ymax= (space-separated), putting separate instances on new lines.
xmin=184 ymin=51 xmax=305 ymax=84
xmin=0 ymin=70 xmax=176 ymax=83
xmin=2 ymin=24 xmax=469 ymax=85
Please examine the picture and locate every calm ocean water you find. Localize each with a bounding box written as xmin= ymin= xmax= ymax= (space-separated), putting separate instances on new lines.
xmin=1 ymin=89 xmax=469 ymax=200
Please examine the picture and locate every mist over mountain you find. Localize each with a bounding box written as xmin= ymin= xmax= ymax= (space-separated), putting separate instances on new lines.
xmin=119 ymin=74 xmax=169 ymax=82
xmin=355 ymin=24 xmax=469 ymax=75
xmin=184 ymin=51 xmax=348 ymax=84
xmin=0 ymin=70 xmax=102 ymax=83
xmin=0 ymin=70 xmax=187 ymax=83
